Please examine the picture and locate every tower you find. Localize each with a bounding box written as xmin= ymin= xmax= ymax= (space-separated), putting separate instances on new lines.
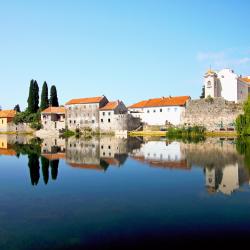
xmin=204 ymin=69 xmax=219 ymax=98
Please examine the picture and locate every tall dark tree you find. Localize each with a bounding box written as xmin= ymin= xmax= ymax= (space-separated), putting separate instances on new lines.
xmin=27 ymin=79 xmax=39 ymax=113
xmin=40 ymin=81 xmax=49 ymax=111
xmin=50 ymin=85 xmax=59 ymax=107
xmin=41 ymin=156 xmax=49 ymax=184
xmin=28 ymin=154 xmax=40 ymax=186
xmin=50 ymin=160 xmax=59 ymax=180
xmin=14 ymin=104 xmax=21 ymax=112
xmin=200 ymin=85 xmax=205 ymax=99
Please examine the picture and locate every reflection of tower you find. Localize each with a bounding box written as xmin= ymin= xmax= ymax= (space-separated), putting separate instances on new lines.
xmin=205 ymin=166 xmax=223 ymax=194
xmin=219 ymin=164 xmax=239 ymax=195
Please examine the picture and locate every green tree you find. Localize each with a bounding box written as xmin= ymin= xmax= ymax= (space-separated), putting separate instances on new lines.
xmin=236 ymin=96 xmax=250 ymax=135
xmin=40 ymin=81 xmax=49 ymax=111
xmin=50 ymin=85 xmax=59 ymax=107
xmin=14 ymin=104 xmax=21 ymax=112
xmin=27 ymin=79 xmax=39 ymax=113
xmin=200 ymin=85 xmax=205 ymax=99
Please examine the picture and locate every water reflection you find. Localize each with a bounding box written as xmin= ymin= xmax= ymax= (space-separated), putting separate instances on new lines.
xmin=1 ymin=134 xmax=250 ymax=195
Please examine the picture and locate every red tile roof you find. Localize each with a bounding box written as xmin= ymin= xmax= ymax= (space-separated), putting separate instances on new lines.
xmin=42 ymin=153 xmax=65 ymax=160
xmin=0 ymin=110 xmax=16 ymax=118
xmin=68 ymin=163 xmax=105 ymax=171
xmin=66 ymin=96 xmax=105 ymax=105
xmin=0 ymin=148 xmax=16 ymax=156
xmin=239 ymin=77 xmax=250 ymax=83
xmin=41 ymin=107 xmax=65 ymax=114
xmin=99 ymin=101 xmax=119 ymax=110
xmin=128 ymin=96 xmax=190 ymax=108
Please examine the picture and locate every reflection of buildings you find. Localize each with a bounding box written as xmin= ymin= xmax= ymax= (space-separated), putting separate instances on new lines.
xmin=41 ymin=137 xmax=66 ymax=160
xmin=65 ymin=136 xmax=135 ymax=171
xmin=183 ymin=139 xmax=250 ymax=195
xmin=131 ymin=141 xmax=190 ymax=170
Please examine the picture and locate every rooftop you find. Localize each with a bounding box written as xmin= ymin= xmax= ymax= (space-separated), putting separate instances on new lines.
xmin=99 ymin=101 xmax=120 ymax=110
xmin=128 ymin=96 xmax=190 ymax=109
xmin=0 ymin=110 xmax=16 ymax=118
xmin=65 ymin=96 xmax=105 ymax=105
xmin=239 ymin=77 xmax=250 ymax=83
xmin=41 ymin=107 xmax=65 ymax=114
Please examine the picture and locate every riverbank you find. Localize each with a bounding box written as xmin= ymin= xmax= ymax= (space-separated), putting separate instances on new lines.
xmin=128 ymin=130 xmax=237 ymax=137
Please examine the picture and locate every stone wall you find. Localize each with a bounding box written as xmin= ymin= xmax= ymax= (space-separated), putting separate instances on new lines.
xmin=181 ymin=97 xmax=243 ymax=131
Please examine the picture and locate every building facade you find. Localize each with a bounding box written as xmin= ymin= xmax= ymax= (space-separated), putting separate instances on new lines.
xmin=128 ymin=96 xmax=190 ymax=126
xmin=204 ymin=68 xmax=250 ymax=103
xmin=41 ymin=107 xmax=66 ymax=132
xmin=65 ymin=96 xmax=109 ymax=131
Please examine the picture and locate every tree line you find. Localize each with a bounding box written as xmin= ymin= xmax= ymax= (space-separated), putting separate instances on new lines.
xmin=13 ymin=80 xmax=59 ymax=128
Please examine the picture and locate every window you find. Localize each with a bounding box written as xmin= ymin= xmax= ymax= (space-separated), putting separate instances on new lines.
xmin=92 ymin=120 xmax=95 ymax=123
xmin=101 ymin=119 xmax=103 ymax=122
xmin=108 ymin=118 xmax=111 ymax=123
xmin=160 ymin=108 xmax=162 ymax=112
xmin=74 ymin=120 xmax=76 ymax=124
xmin=108 ymin=145 xmax=111 ymax=149
xmin=101 ymin=145 xmax=104 ymax=149
xmin=69 ymin=120 xmax=72 ymax=124
xmin=174 ymin=108 xmax=177 ymax=112
xmin=108 ymin=112 xmax=111 ymax=115
xmin=103 ymin=112 xmax=105 ymax=116
xmin=167 ymin=108 xmax=170 ymax=111
xmin=153 ymin=110 xmax=156 ymax=112
xmin=103 ymin=152 xmax=105 ymax=156
xmin=147 ymin=110 xmax=150 ymax=113
xmin=207 ymin=81 xmax=212 ymax=88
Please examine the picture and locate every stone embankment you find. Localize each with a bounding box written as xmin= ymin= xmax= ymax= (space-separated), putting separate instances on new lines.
xmin=181 ymin=98 xmax=243 ymax=131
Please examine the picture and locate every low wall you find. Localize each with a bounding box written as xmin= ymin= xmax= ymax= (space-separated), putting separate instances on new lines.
xmin=181 ymin=98 xmax=243 ymax=131
xmin=0 ymin=122 xmax=34 ymax=133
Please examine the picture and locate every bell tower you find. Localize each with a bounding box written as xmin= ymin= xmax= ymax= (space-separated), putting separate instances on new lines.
xmin=204 ymin=69 xmax=219 ymax=98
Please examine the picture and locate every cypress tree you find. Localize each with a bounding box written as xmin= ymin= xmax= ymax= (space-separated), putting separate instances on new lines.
xmin=40 ymin=81 xmax=49 ymax=111
xmin=50 ymin=85 xmax=59 ymax=107
xmin=27 ymin=79 xmax=39 ymax=113
xmin=14 ymin=104 xmax=21 ymax=112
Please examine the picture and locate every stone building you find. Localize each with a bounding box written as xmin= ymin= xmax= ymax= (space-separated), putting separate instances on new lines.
xmin=65 ymin=96 xmax=109 ymax=131
xmin=41 ymin=107 xmax=66 ymax=133
xmin=128 ymin=96 xmax=190 ymax=126
xmin=99 ymin=100 xmax=141 ymax=133
xmin=204 ymin=68 xmax=250 ymax=103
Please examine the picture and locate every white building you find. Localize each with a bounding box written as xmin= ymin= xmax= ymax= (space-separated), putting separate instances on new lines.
xmin=128 ymin=96 xmax=190 ymax=126
xmin=204 ymin=68 xmax=250 ymax=103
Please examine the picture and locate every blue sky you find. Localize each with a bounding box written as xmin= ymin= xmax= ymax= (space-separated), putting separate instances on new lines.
xmin=0 ymin=0 xmax=250 ymax=109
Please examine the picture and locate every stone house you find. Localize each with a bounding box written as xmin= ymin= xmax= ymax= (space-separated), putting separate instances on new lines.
xmin=128 ymin=96 xmax=190 ymax=126
xmin=65 ymin=96 xmax=109 ymax=131
xmin=41 ymin=107 xmax=66 ymax=133
xmin=99 ymin=100 xmax=140 ymax=133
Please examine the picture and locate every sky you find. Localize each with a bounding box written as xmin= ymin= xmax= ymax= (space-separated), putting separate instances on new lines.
xmin=0 ymin=0 xmax=250 ymax=110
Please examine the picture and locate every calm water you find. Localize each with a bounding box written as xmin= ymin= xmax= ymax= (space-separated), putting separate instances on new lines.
xmin=1 ymin=134 xmax=250 ymax=249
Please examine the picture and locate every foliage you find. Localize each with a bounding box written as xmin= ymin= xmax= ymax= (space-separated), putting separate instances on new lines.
xmin=236 ymin=96 xmax=250 ymax=135
xmin=205 ymin=95 xmax=213 ymax=104
xmin=12 ymin=138 xmax=42 ymax=156
xmin=50 ymin=85 xmax=59 ymax=107
xmin=27 ymin=79 xmax=39 ymax=113
xmin=40 ymin=81 xmax=49 ymax=111
xmin=63 ymin=129 xmax=75 ymax=137
xmin=13 ymin=110 xmax=41 ymax=130
xmin=200 ymin=85 xmax=205 ymax=99
xmin=167 ymin=126 xmax=206 ymax=143
xmin=14 ymin=104 xmax=21 ymax=112
xmin=236 ymin=137 xmax=250 ymax=168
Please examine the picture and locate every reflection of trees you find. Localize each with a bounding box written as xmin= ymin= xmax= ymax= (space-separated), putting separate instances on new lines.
xmin=50 ymin=160 xmax=59 ymax=180
xmin=236 ymin=137 xmax=250 ymax=168
xmin=28 ymin=154 xmax=40 ymax=186
xmin=41 ymin=156 xmax=49 ymax=184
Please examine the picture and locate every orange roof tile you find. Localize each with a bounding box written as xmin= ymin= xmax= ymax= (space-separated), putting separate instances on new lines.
xmin=0 ymin=148 xmax=16 ymax=156
xmin=42 ymin=153 xmax=66 ymax=160
xmin=0 ymin=110 xmax=16 ymax=118
xmin=128 ymin=96 xmax=190 ymax=108
xmin=99 ymin=101 xmax=119 ymax=110
xmin=239 ymin=77 xmax=250 ymax=83
xmin=101 ymin=157 xmax=120 ymax=165
xmin=66 ymin=96 xmax=105 ymax=105
xmin=68 ymin=162 xmax=104 ymax=171
xmin=41 ymin=107 xmax=65 ymax=114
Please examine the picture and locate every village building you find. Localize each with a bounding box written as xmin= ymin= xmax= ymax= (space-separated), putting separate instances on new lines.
xmin=41 ymin=107 xmax=66 ymax=133
xmin=65 ymin=96 xmax=109 ymax=131
xmin=204 ymin=68 xmax=250 ymax=103
xmin=0 ymin=110 xmax=17 ymax=132
xmin=99 ymin=100 xmax=141 ymax=133
xmin=128 ymin=96 xmax=190 ymax=126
